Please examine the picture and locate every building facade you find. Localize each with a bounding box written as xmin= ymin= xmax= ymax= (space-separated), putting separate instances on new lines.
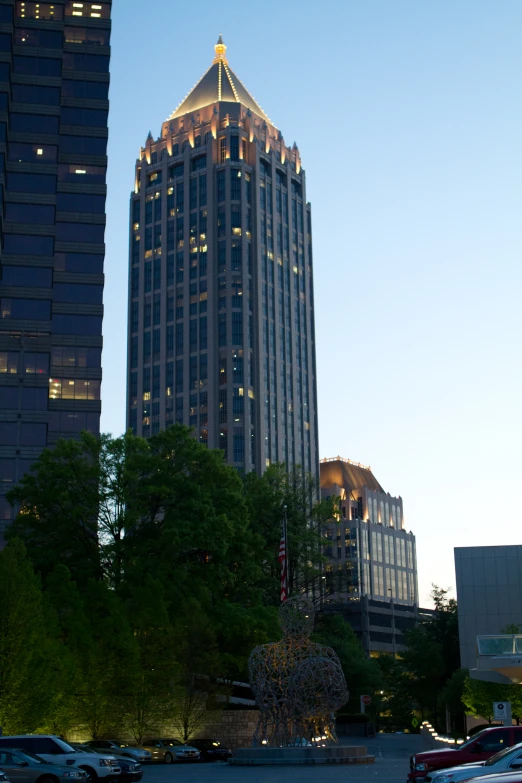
xmin=455 ymin=545 xmax=522 ymax=671
xmin=126 ymin=38 xmax=319 ymax=476
xmin=0 ymin=0 xmax=111 ymax=539
xmin=320 ymin=456 xmax=418 ymax=606
xmin=321 ymin=597 xmax=433 ymax=657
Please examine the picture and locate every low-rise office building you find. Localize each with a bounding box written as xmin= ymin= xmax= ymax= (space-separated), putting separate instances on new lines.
xmin=319 ymin=456 xmax=420 ymax=656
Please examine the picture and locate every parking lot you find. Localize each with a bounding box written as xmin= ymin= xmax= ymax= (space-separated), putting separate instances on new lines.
xmin=141 ymin=735 xmax=421 ymax=783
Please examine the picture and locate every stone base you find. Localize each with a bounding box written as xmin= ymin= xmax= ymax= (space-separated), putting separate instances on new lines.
xmin=229 ymin=746 xmax=375 ymax=766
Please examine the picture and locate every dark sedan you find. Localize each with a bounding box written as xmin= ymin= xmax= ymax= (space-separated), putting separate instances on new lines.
xmin=189 ymin=740 xmax=232 ymax=762
xmin=111 ymin=759 xmax=141 ymax=783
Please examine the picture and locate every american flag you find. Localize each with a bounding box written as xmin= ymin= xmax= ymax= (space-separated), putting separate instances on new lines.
xmin=278 ymin=529 xmax=287 ymax=602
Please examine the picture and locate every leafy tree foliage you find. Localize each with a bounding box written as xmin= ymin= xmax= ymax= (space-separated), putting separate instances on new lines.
xmin=0 ymin=540 xmax=57 ymax=732
xmin=400 ymin=585 xmax=460 ymax=725
xmin=463 ymin=677 xmax=522 ymax=724
xmin=5 ymin=426 xmax=339 ymax=735
xmin=313 ymin=614 xmax=382 ymax=707
xmin=244 ymin=463 xmax=337 ymax=603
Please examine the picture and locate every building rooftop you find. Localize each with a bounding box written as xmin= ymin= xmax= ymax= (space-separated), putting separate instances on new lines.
xmin=320 ymin=456 xmax=385 ymax=495
xmin=169 ymin=36 xmax=273 ymax=124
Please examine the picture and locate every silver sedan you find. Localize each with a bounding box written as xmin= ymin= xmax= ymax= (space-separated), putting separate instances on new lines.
xmin=0 ymin=749 xmax=88 ymax=783
xmin=141 ymin=739 xmax=200 ymax=763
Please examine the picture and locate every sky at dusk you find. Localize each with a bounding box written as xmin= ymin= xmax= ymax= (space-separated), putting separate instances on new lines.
xmin=102 ymin=0 xmax=522 ymax=606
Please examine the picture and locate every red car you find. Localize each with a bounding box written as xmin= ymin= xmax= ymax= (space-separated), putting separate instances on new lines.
xmin=409 ymin=727 xmax=522 ymax=782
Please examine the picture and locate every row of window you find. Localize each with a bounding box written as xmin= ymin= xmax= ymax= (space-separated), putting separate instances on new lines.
xmin=3 ymin=225 xmax=105 ymax=250
xmin=49 ymin=378 xmax=100 ymax=400
xmin=0 ymin=386 xmax=48 ymax=409
xmin=6 ymin=80 xmax=109 ymax=106
xmin=0 ymin=347 xmax=101 ymax=375
xmin=1 ymin=295 xmax=102 ymax=318
xmin=0 ymin=416 xmax=98 ymax=469
xmin=0 ymin=28 xmax=110 ymax=51
xmin=0 ymin=54 xmax=109 ymax=78
xmin=5 ymin=2 xmax=111 ymax=20
xmin=5 ymin=195 xmax=106 ymax=222
xmin=0 ymin=421 xmax=48 ymax=446
xmin=5 ymin=169 xmax=106 ymax=198
xmin=8 ymin=137 xmax=107 ymax=163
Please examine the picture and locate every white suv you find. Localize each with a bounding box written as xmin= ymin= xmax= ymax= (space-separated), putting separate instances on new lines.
xmin=0 ymin=736 xmax=121 ymax=781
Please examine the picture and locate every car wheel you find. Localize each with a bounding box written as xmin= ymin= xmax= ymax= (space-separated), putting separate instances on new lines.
xmin=37 ymin=776 xmax=59 ymax=783
xmin=164 ymin=752 xmax=173 ymax=764
xmin=79 ymin=767 xmax=97 ymax=783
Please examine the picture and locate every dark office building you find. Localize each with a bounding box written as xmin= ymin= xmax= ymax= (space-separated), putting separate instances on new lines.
xmin=126 ymin=38 xmax=319 ymax=476
xmin=0 ymin=0 xmax=111 ymax=540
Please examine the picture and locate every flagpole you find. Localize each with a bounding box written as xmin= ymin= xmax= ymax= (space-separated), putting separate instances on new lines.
xmin=281 ymin=504 xmax=288 ymax=602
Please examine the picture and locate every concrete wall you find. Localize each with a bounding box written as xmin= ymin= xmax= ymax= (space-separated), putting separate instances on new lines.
xmin=455 ymin=546 xmax=522 ymax=670
xmin=191 ymin=709 xmax=259 ymax=749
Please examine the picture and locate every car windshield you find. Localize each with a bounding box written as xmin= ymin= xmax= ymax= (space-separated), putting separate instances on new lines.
xmin=54 ymin=738 xmax=76 ymax=754
xmin=161 ymin=740 xmax=182 ymax=746
xmin=459 ymin=731 xmax=489 ymax=750
xmin=485 ymin=746 xmax=521 ymax=767
xmin=15 ymin=751 xmax=44 ymax=764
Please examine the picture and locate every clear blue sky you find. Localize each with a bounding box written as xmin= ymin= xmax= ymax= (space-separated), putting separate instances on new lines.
xmin=102 ymin=0 xmax=522 ymax=607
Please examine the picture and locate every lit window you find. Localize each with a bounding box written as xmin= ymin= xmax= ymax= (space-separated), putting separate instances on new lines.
xmin=37 ymin=149 xmax=43 ymax=155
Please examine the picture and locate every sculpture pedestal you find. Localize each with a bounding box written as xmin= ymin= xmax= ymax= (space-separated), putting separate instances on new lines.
xmin=229 ymin=745 xmax=375 ymax=766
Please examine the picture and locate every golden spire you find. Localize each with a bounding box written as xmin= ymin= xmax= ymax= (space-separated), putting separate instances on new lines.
xmin=213 ymin=34 xmax=228 ymax=64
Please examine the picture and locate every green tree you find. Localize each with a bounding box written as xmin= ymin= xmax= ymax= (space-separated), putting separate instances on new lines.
xmin=77 ymin=580 xmax=140 ymax=738
xmin=244 ymin=463 xmax=336 ymax=603
xmin=401 ymin=585 xmax=460 ymax=726
xmin=42 ymin=564 xmax=94 ymax=737
xmin=313 ymin=614 xmax=382 ymax=709
xmin=123 ymin=575 xmax=179 ymax=744
xmin=7 ymin=434 xmax=104 ymax=585
xmin=463 ymin=677 xmax=522 ymax=724
xmin=376 ymin=654 xmax=415 ymax=732
xmin=0 ymin=539 xmax=57 ymax=732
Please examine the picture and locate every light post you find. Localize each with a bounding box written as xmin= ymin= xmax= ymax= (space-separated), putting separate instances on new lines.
xmin=388 ymin=588 xmax=396 ymax=657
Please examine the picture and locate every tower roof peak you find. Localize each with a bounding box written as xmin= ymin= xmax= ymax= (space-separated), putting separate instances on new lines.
xmin=214 ymin=34 xmax=227 ymax=64
xmin=168 ymin=37 xmax=274 ymax=126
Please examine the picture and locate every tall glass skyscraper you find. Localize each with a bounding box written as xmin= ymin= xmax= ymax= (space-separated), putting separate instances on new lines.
xmin=127 ymin=38 xmax=319 ymax=476
xmin=0 ymin=0 xmax=111 ymax=539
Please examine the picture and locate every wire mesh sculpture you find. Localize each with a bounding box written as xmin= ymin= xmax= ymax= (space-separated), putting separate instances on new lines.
xmin=249 ymin=596 xmax=348 ymax=747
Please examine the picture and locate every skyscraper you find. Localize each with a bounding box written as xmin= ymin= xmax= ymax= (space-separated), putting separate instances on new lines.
xmin=0 ymin=0 xmax=111 ymax=540
xmin=127 ymin=38 xmax=319 ymax=476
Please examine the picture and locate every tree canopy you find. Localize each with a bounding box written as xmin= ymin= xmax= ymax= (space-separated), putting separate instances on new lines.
xmin=3 ymin=426 xmax=349 ymax=738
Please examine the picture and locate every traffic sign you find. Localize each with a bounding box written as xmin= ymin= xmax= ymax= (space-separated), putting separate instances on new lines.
xmin=361 ymin=695 xmax=371 ymax=705
xmin=493 ymin=702 xmax=512 ymax=723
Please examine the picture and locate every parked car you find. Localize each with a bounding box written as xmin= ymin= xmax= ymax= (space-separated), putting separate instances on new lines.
xmin=104 ymin=759 xmax=141 ymax=783
xmin=189 ymin=740 xmax=232 ymax=762
xmin=0 ymin=737 xmax=120 ymax=782
xmin=0 ymin=748 xmax=88 ymax=783
xmin=426 ymin=742 xmax=522 ymax=783
xmin=457 ymin=774 xmax=522 ymax=783
xmin=141 ymin=739 xmax=199 ymax=763
xmin=409 ymin=728 xmax=522 ymax=782
xmin=68 ymin=749 xmax=140 ymax=783
xmin=84 ymin=746 xmax=150 ymax=765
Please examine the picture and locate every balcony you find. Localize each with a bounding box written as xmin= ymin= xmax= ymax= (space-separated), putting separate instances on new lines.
xmin=472 ymin=635 xmax=522 ymax=684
